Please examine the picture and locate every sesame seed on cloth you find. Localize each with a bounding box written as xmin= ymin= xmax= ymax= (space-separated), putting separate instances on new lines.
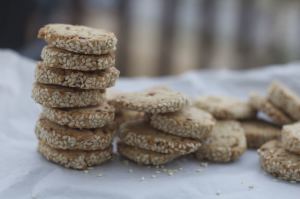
xmin=150 ymin=106 xmax=215 ymax=140
xmin=42 ymin=102 xmax=115 ymax=129
xmin=35 ymin=117 xmax=115 ymax=150
xmin=35 ymin=62 xmax=119 ymax=89
xmin=38 ymin=24 xmax=117 ymax=55
xmin=119 ymin=120 xmax=202 ymax=155
xmin=118 ymin=142 xmax=180 ymax=165
xmin=258 ymin=140 xmax=300 ymax=182
xmin=195 ymin=120 xmax=246 ymax=162
xmin=32 ymin=83 xmax=106 ymax=108
xmin=110 ymin=87 xmax=189 ymax=114
xmin=38 ymin=141 xmax=113 ymax=170
xmin=282 ymin=122 xmax=300 ymax=155
xmin=41 ymin=46 xmax=115 ymax=71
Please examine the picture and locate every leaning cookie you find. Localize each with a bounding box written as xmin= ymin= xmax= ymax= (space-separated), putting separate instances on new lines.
xmin=249 ymin=93 xmax=293 ymax=125
xmin=32 ymin=83 xmax=105 ymax=108
xmin=150 ymin=106 xmax=215 ymax=140
xmin=195 ymin=120 xmax=246 ymax=162
xmin=240 ymin=120 xmax=281 ymax=149
xmin=38 ymin=141 xmax=112 ymax=170
xmin=35 ymin=117 xmax=114 ymax=150
xmin=119 ymin=120 xmax=201 ymax=155
xmin=118 ymin=142 xmax=179 ymax=165
xmin=38 ymin=24 xmax=117 ymax=55
xmin=258 ymin=140 xmax=300 ymax=182
xmin=282 ymin=122 xmax=300 ymax=155
xmin=110 ymin=87 xmax=189 ymax=114
xmin=268 ymin=81 xmax=300 ymax=120
xmin=41 ymin=46 xmax=115 ymax=71
xmin=194 ymin=96 xmax=256 ymax=120
xmin=42 ymin=103 xmax=114 ymax=129
xmin=35 ymin=62 xmax=119 ymax=89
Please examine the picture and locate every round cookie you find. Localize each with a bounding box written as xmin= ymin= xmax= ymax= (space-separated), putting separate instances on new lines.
xmin=41 ymin=46 xmax=115 ymax=71
xmin=258 ymin=140 xmax=300 ymax=182
xmin=38 ymin=24 xmax=117 ymax=55
xmin=194 ymin=96 xmax=256 ymax=120
xmin=32 ymin=83 xmax=105 ymax=108
xmin=111 ymin=87 xmax=189 ymax=114
xmin=268 ymin=81 xmax=300 ymax=121
xmin=118 ymin=142 xmax=179 ymax=165
xmin=38 ymin=142 xmax=112 ymax=170
xmin=35 ymin=117 xmax=115 ymax=150
xmin=150 ymin=106 xmax=215 ymax=140
xmin=195 ymin=120 xmax=246 ymax=162
xmin=35 ymin=62 xmax=119 ymax=89
xmin=282 ymin=122 xmax=300 ymax=155
xmin=119 ymin=120 xmax=201 ymax=155
xmin=240 ymin=120 xmax=281 ymax=149
xmin=42 ymin=103 xmax=115 ymax=129
xmin=249 ymin=93 xmax=293 ymax=125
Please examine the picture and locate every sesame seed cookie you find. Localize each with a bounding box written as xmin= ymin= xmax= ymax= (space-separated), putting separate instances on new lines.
xmin=282 ymin=122 xmax=300 ymax=155
xmin=258 ymin=140 xmax=300 ymax=182
xmin=195 ymin=120 xmax=246 ymax=162
xmin=118 ymin=142 xmax=180 ymax=165
xmin=35 ymin=117 xmax=115 ymax=150
xmin=194 ymin=96 xmax=256 ymax=120
xmin=41 ymin=46 xmax=115 ymax=71
xmin=240 ymin=120 xmax=281 ymax=149
xmin=110 ymin=87 xmax=189 ymax=114
xmin=35 ymin=62 xmax=119 ymax=89
xmin=249 ymin=93 xmax=293 ymax=125
xmin=42 ymin=103 xmax=114 ymax=129
xmin=32 ymin=83 xmax=105 ymax=108
xmin=150 ymin=106 xmax=215 ymax=140
xmin=38 ymin=24 xmax=117 ymax=55
xmin=38 ymin=141 xmax=112 ymax=170
xmin=268 ymin=81 xmax=300 ymax=120
xmin=119 ymin=120 xmax=202 ymax=155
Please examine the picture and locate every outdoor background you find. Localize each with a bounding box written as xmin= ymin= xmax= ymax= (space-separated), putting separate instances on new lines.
xmin=1 ymin=0 xmax=299 ymax=76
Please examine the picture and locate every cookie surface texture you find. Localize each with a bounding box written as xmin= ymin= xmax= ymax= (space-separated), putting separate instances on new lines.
xmin=282 ymin=122 xmax=300 ymax=155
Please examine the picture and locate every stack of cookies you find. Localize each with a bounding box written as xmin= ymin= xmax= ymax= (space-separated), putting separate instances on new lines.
xmin=193 ymin=96 xmax=249 ymax=162
xmin=256 ymin=82 xmax=300 ymax=182
xmin=31 ymin=24 xmax=119 ymax=169
xmin=110 ymin=87 xmax=216 ymax=165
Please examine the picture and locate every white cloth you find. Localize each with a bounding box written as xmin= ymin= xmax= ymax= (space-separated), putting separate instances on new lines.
xmin=0 ymin=50 xmax=299 ymax=199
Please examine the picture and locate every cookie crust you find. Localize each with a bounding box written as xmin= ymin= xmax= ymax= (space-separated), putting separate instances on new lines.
xmin=282 ymin=122 xmax=300 ymax=155
xmin=32 ymin=83 xmax=105 ymax=108
xmin=35 ymin=62 xmax=119 ymax=89
xmin=38 ymin=24 xmax=117 ymax=55
xmin=38 ymin=142 xmax=112 ymax=170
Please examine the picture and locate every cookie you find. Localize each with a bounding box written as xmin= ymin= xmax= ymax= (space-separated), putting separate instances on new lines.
xmin=38 ymin=141 xmax=112 ymax=170
xmin=240 ymin=120 xmax=281 ymax=149
xmin=42 ymin=103 xmax=114 ymax=129
xmin=258 ymin=140 xmax=300 ymax=182
xmin=194 ymin=96 xmax=256 ymax=120
xmin=150 ymin=106 xmax=215 ymax=140
xmin=35 ymin=117 xmax=114 ymax=150
xmin=119 ymin=120 xmax=201 ymax=155
xmin=115 ymin=110 xmax=145 ymax=126
xmin=35 ymin=62 xmax=119 ymax=89
xmin=249 ymin=93 xmax=293 ymax=125
xmin=41 ymin=46 xmax=115 ymax=71
xmin=118 ymin=142 xmax=179 ymax=165
xmin=268 ymin=81 xmax=300 ymax=120
xmin=282 ymin=122 xmax=300 ymax=155
xmin=111 ymin=87 xmax=189 ymax=114
xmin=32 ymin=83 xmax=105 ymax=108
xmin=38 ymin=24 xmax=117 ymax=55
xmin=195 ymin=120 xmax=246 ymax=162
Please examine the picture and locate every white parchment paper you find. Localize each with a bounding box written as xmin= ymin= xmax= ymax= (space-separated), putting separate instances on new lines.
xmin=0 ymin=50 xmax=299 ymax=199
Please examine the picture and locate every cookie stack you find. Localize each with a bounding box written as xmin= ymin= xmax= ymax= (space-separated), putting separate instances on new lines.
xmin=256 ymin=82 xmax=300 ymax=182
xmin=31 ymin=24 xmax=119 ymax=169
xmin=110 ymin=87 xmax=215 ymax=165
